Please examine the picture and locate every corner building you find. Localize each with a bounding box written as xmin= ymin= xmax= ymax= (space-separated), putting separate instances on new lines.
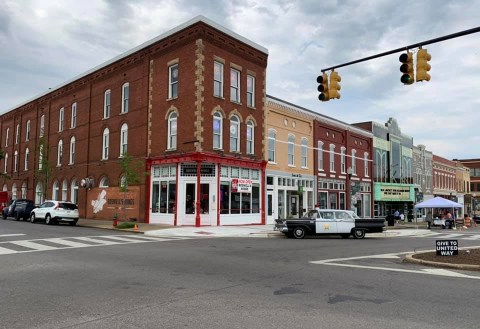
xmin=0 ymin=16 xmax=268 ymax=226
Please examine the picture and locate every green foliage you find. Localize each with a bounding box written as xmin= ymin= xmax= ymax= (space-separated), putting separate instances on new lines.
xmin=34 ymin=137 xmax=52 ymax=200
xmin=115 ymin=221 xmax=136 ymax=229
xmin=119 ymin=153 xmax=143 ymax=192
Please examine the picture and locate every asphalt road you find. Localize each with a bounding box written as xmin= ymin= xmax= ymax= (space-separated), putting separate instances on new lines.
xmin=1 ymin=219 xmax=480 ymax=329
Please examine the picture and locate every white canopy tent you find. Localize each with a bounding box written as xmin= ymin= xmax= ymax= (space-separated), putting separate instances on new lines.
xmin=414 ymin=196 xmax=462 ymax=209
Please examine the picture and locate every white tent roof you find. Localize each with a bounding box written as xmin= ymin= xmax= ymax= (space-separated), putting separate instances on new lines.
xmin=414 ymin=196 xmax=462 ymax=209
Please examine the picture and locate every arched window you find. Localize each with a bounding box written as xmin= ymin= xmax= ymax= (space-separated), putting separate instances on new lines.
xmin=12 ymin=183 xmax=17 ymax=200
xmin=99 ymin=176 xmax=110 ymax=188
xmin=229 ymin=115 xmax=240 ymax=152
xmin=246 ymin=120 xmax=254 ymax=155
xmin=71 ymin=179 xmax=78 ymax=204
xmin=288 ymin=135 xmax=295 ymax=166
xmin=62 ymin=180 xmax=68 ymax=201
xmin=71 ymin=102 xmax=77 ymax=128
xmin=14 ymin=151 xmax=18 ymax=172
xmin=213 ymin=112 xmax=223 ymax=149
xmin=2 ymin=184 xmax=7 ymax=191
xmin=57 ymin=140 xmax=63 ymax=166
xmin=69 ymin=136 xmax=76 ymax=164
xmin=121 ymin=82 xmax=129 ymax=113
xmin=26 ymin=120 xmax=31 ymax=141
xmin=35 ymin=182 xmax=43 ymax=205
xmin=168 ymin=112 xmax=177 ymax=150
xmin=5 ymin=128 xmax=10 ymax=147
xmin=52 ymin=180 xmax=59 ymax=200
xmin=25 ymin=148 xmax=29 ymax=171
xmin=268 ymin=130 xmax=276 ymax=163
xmin=3 ymin=153 xmax=8 ymax=173
xmin=21 ymin=182 xmax=27 ymax=199
xmin=59 ymin=107 xmax=64 ymax=132
xmin=102 ymin=128 xmax=109 ymax=160
xmin=120 ymin=123 xmax=128 ymax=156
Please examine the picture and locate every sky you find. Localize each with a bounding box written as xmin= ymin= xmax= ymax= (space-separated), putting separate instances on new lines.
xmin=1 ymin=0 xmax=479 ymax=160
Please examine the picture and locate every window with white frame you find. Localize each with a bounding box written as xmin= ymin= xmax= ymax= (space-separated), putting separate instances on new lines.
xmin=121 ymin=82 xmax=129 ymax=113
xmin=288 ymin=135 xmax=295 ymax=166
xmin=59 ymin=107 xmax=64 ymax=132
xmin=99 ymin=176 xmax=109 ymax=187
xmin=341 ymin=147 xmax=346 ymax=173
xmin=364 ymin=152 xmax=369 ymax=177
xmin=24 ymin=148 xmax=29 ymax=171
xmin=38 ymin=145 xmax=43 ymax=169
xmin=169 ymin=64 xmax=178 ymax=99
xmin=301 ymin=138 xmax=308 ymax=168
xmin=230 ymin=68 xmax=240 ymax=102
xmin=168 ymin=112 xmax=177 ymax=150
xmin=317 ymin=141 xmax=324 ymax=171
xmin=13 ymin=151 xmax=18 ymax=172
xmin=229 ymin=115 xmax=240 ymax=152
xmin=62 ymin=180 xmax=68 ymax=201
xmin=71 ymin=102 xmax=77 ymax=128
xmin=352 ymin=149 xmax=357 ymax=175
xmin=5 ymin=128 xmax=9 ymax=147
xmin=71 ymin=179 xmax=78 ymax=204
xmin=12 ymin=184 xmax=17 ymax=200
xmin=120 ymin=123 xmax=128 ymax=156
xmin=268 ymin=130 xmax=276 ymax=162
xmin=3 ymin=153 xmax=7 ymax=173
xmin=57 ymin=140 xmax=63 ymax=166
xmin=52 ymin=180 xmax=59 ymax=200
xmin=213 ymin=111 xmax=223 ymax=149
xmin=104 ymin=90 xmax=111 ymax=119
xmin=247 ymin=75 xmax=255 ymax=107
xmin=329 ymin=144 xmax=335 ymax=172
xmin=26 ymin=120 xmax=31 ymax=141
xmin=15 ymin=124 xmax=20 ymax=144
xmin=102 ymin=128 xmax=109 ymax=160
xmin=21 ymin=182 xmax=27 ymax=199
xmin=40 ymin=115 xmax=45 ymax=137
xmin=214 ymin=61 xmax=224 ymax=97
xmin=246 ymin=120 xmax=254 ymax=155
xmin=69 ymin=136 xmax=75 ymax=164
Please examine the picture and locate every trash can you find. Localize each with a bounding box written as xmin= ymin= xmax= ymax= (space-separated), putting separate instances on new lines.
xmin=386 ymin=215 xmax=395 ymax=227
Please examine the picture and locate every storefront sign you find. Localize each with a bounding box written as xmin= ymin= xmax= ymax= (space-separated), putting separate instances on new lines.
xmin=182 ymin=166 xmax=215 ymax=175
xmin=86 ymin=186 xmax=140 ymax=220
xmin=374 ymin=183 xmax=415 ymax=201
xmin=231 ymin=179 xmax=252 ymax=193
xmin=436 ymin=240 xmax=458 ymax=256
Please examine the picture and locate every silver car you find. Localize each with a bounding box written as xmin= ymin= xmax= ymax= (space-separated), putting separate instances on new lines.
xmin=30 ymin=200 xmax=79 ymax=226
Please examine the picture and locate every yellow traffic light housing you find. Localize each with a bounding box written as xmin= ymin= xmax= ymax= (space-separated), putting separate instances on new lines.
xmin=317 ymin=73 xmax=329 ymax=101
xmin=329 ymin=71 xmax=341 ymax=99
xmin=416 ymin=48 xmax=431 ymax=82
xmin=399 ymin=51 xmax=414 ymax=85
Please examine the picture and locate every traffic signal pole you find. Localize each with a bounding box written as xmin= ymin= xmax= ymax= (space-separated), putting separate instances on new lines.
xmin=320 ymin=26 xmax=480 ymax=73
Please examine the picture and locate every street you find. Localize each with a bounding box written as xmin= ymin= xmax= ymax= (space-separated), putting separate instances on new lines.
xmin=1 ymin=220 xmax=480 ymax=329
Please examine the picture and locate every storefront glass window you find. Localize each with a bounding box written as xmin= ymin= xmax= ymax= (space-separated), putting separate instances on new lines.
xmin=168 ymin=182 xmax=176 ymax=213
xmin=252 ymin=184 xmax=260 ymax=213
xmin=242 ymin=192 xmax=251 ymax=213
xmin=231 ymin=191 xmax=241 ymax=214
xmin=318 ymin=191 xmax=328 ymax=209
xmin=152 ymin=182 xmax=160 ymax=213
xmin=220 ymin=182 xmax=230 ymax=214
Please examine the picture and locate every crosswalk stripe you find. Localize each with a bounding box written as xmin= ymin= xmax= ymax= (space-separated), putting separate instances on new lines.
xmin=0 ymin=234 xmax=26 ymax=238
xmin=462 ymin=235 xmax=480 ymax=240
xmin=0 ymin=246 xmax=17 ymax=255
xmin=45 ymin=238 xmax=93 ymax=248
xmin=97 ymin=235 xmax=156 ymax=242
xmin=72 ymin=236 xmax=126 ymax=245
xmin=9 ymin=240 xmax=58 ymax=251
xmin=437 ymin=234 xmax=463 ymax=239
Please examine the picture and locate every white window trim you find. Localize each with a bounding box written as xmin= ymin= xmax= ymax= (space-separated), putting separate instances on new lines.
xmin=213 ymin=112 xmax=223 ymax=150
xmin=3 ymin=153 xmax=7 ymax=173
xmin=104 ymin=89 xmax=111 ymax=119
xmin=288 ymin=135 xmax=295 ymax=167
xmin=246 ymin=121 xmax=254 ymax=155
xmin=268 ymin=130 xmax=276 ymax=163
xmin=5 ymin=128 xmax=9 ymax=147
xmin=120 ymin=123 xmax=128 ymax=156
xmin=69 ymin=137 xmax=75 ymax=165
xmin=229 ymin=116 xmax=240 ymax=152
xmin=121 ymin=82 xmax=129 ymax=113
xmin=168 ymin=64 xmax=178 ymax=99
xmin=341 ymin=147 xmax=346 ymax=174
xmin=13 ymin=151 xmax=18 ymax=172
xmin=230 ymin=68 xmax=240 ymax=103
xmin=167 ymin=112 xmax=177 ymax=150
xmin=15 ymin=124 xmax=20 ymax=144
xmin=40 ymin=115 xmax=45 ymax=137
xmin=24 ymin=148 xmax=29 ymax=171
xmin=26 ymin=120 xmax=31 ymax=141
xmin=247 ymin=75 xmax=255 ymax=108
xmin=317 ymin=141 xmax=324 ymax=171
xmin=59 ymin=107 xmax=64 ymax=132
xmin=102 ymin=128 xmax=109 ymax=160
xmin=57 ymin=140 xmax=63 ymax=166
xmin=71 ymin=103 xmax=77 ymax=128
xmin=352 ymin=149 xmax=357 ymax=175
xmin=214 ymin=61 xmax=224 ymax=98
xmin=301 ymin=138 xmax=308 ymax=168
xmin=364 ymin=152 xmax=369 ymax=177
xmin=329 ymin=144 xmax=335 ymax=172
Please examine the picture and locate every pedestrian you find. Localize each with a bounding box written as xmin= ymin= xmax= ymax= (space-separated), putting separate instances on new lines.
xmin=425 ymin=211 xmax=432 ymax=229
xmin=399 ymin=212 xmax=404 ymax=222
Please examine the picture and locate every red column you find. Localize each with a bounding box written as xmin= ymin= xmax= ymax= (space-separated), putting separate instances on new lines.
xmin=195 ymin=161 xmax=201 ymax=227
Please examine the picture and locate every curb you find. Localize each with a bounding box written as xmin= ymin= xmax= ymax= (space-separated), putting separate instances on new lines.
xmin=78 ymin=224 xmax=145 ymax=234
xmin=404 ymin=249 xmax=480 ymax=271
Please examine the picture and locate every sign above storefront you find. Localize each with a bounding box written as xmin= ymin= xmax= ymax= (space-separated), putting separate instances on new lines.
xmin=231 ymin=179 xmax=252 ymax=193
xmin=374 ymin=183 xmax=415 ymax=202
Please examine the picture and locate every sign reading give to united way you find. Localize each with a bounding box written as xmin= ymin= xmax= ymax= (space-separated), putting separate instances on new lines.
xmin=436 ymin=240 xmax=458 ymax=256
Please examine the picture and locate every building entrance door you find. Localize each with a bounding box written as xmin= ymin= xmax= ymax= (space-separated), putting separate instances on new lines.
xmin=178 ymin=181 xmax=216 ymax=226
xmin=266 ymin=191 xmax=274 ymax=224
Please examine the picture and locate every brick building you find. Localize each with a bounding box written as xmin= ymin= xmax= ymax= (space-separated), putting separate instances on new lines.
xmin=0 ymin=16 xmax=268 ymax=226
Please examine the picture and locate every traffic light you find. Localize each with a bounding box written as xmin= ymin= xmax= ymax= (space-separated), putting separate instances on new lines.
xmin=317 ymin=73 xmax=329 ymax=101
xmin=399 ymin=51 xmax=414 ymax=85
xmin=329 ymin=71 xmax=341 ymax=99
xmin=416 ymin=48 xmax=431 ymax=82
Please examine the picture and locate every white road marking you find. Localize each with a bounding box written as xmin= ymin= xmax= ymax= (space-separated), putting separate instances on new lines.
xmin=0 ymin=234 xmax=26 ymax=238
xmin=9 ymin=240 xmax=59 ymax=251
xmin=462 ymin=235 xmax=480 ymax=240
xmin=45 ymin=238 xmax=93 ymax=248
xmin=0 ymin=246 xmax=17 ymax=255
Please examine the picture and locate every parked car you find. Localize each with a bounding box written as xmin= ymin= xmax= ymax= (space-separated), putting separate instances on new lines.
xmin=30 ymin=200 xmax=79 ymax=226
xmin=473 ymin=216 xmax=480 ymax=224
xmin=2 ymin=199 xmax=15 ymax=219
xmin=2 ymin=199 xmax=36 ymax=221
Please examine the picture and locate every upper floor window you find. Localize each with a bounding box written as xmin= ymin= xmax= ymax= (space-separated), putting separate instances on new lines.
xmin=121 ymin=83 xmax=129 ymax=113
xmin=247 ymin=75 xmax=255 ymax=108
xmin=229 ymin=115 xmax=240 ymax=152
xmin=341 ymin=147 xmax=346 ymax=173
xmin=13 ymin=151 xmax=18 ymax=172
xmin=5 ymin=128 xmax=9 ymax=147
xmin=38 ymin=145 xmax=43 ymax=170
xmin=301 ymin=138 xmax=308 ymax=168
xmin=15 ymin=124 xmax=20 ymax=144
xmin=317 ymin=141 xmax=324 ymax=171
xmin=329 ymin=144 xmax=335 ymax=172
xmin=71 ymin=102 xmax=77 ymax=128
xmin=268 ymin=130 xmax=276 ymax=163
xmin=24 ymin=148 xmax=29 ymax=171
xmin=26 ymin=120 xmax=31 ymax=141
xmin=102 ymin=128 xmax=109 ymax=160
xmin=69 ymin=136 xmax=76 ymax=164
xmin=104 ymin=90 xmax=111 ymax=119
xmin=352 ymin=149 xmax=357 ymax=175
xmin=40 ymin=115 xmax=45 ymax=137
xmin=59 ymin=107 xmax=65 ymax=132
xmin=3 ymin=153 xmax=8 ymax=173
xmin=246 ymin=120 xmax=254 ymax=155
xmin=213 ymin=111 xmax=223 ymax=149
xmin=288 ymin=135 xmax=295 ymax=166
xmin=214 ymin=61 xmax=224 ymax=98
xmin=230 ymin=68 xmax=240 ymax=103
xmin=167 ymin=112 xmax=177 ymax=150
xmin=364 ymin=152 xmax=369 ymax=177
xmin=57 ymin=140 xmax=63 ymax=166
xmin=120 ymin=123 xmax=128 ymax=156
xmin=169 ymin=64 xmax=178 ymax=99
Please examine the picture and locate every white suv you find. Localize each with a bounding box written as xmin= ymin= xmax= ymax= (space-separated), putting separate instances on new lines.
xmin=30 ymin=200 xmax=79 ymax=226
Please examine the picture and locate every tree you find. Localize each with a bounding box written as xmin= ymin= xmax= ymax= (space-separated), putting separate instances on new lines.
xmin=34 ymin=137 xmax=52 ymax=203
xmin=119 ymin=153 xmax=144 ymax=220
